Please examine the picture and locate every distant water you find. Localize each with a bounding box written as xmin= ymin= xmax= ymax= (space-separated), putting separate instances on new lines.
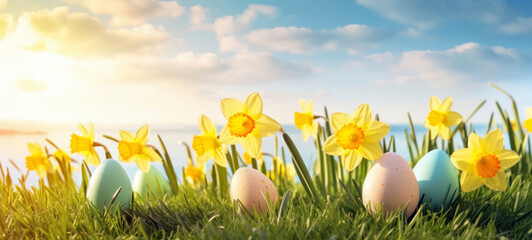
xmin=0 ymin=122 xmax=493 ymax=187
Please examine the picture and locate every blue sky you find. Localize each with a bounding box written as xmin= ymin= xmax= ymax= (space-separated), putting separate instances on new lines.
xmin=0 ymin=0 xmax=531 ymax=125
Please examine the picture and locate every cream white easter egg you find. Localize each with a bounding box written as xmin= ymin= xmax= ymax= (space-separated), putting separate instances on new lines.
xmin=230 ymin=167 xmax=278 ymax=215
xmin=362 ymin=152 xmax=419 ymax=218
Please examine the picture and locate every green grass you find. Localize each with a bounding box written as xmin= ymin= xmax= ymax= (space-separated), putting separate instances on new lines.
xmin=0 ymin=175 xmax=530 ymax=239
xmin=1 ymin=84 xmax=532 ymax=239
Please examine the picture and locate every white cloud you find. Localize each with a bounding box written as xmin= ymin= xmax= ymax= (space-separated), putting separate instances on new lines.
xmin=189 ymin=5 xmax=210 ymax=30
xmin=12 ymin=7 xmax=171 ymax=58
xmin=501 ymin=17 xmax=532 ymax=34
xmin=389 ymin=42 xmax=530 ymax=86
xmin=364 ymin=52 xmax=394 ymax=63
xmin=108 ymin=51 xmax=315 ymax=84
xmin=67 ymin=0 xmax=184 ymax=27
xmin=356 ymin=0 xmax=506 ymax=28
xmin=226 ymin=24 xmax=392 ymax=54
xmin=211 ymin=4 xmax=276 ymax=37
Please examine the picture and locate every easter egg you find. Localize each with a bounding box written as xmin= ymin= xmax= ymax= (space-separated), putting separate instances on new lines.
xmin=132 ymin=165 xmax=172 ymax=201
xmin=413 ymin=149 xmax=459 ymax=211
xmin=86 ymin=159 xmax=132 ymax=210
xmin=230 ymin=167 xmax=278 ymax=215
xmin=362 ymin=152 xmax=419 ymax=218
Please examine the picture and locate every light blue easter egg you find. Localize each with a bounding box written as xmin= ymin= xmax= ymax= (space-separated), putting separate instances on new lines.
xmin=132 ymin=165 xmax=172 ymax=201
xmin=86 ymin=159 xmax=132 ymax=210
xmin=413 ymin=150 xmax=459 ymax=211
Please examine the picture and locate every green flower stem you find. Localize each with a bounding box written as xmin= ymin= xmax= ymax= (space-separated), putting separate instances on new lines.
xmin=282 ymin=130 xmax=322 ymax=205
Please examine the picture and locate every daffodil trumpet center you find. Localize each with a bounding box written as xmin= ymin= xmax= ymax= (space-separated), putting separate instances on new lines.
xmin=427 ymin=110 xmax=447 ymax=126
xmin=70 ymin=134 xmax=93 ymax=153
xmin=192 ymin=135 xmax=222 ymax=156
xmin=474 ymin=153 xmax=501 ymax=178
xmin=228 ymin=112 xmax=256 ymax=137
xmin=295 ymin=112 xmax=313 ymax=129
xmin=118 ymin=141 xmax=142 ymax=159
xmin=336 ymin=123 xmax=365 ymax=150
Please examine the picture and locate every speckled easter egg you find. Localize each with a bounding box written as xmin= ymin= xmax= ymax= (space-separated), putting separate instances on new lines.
xmin=86 ymin=159 xmax=132 ymax=210
xmin=413 ymin=150 xmax=459 ymax=211
xmin=362 ymin=152 xmax=419 ymax=218
xmin=230 ymin=167 xmax=278 ymax=215
xmin=132 ymin=165 xmax=172 ymax=201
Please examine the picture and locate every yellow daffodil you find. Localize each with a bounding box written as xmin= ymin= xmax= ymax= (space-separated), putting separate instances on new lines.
xmin=323 ymin=104 xmax=390 ymax=171
xmin=295 ymin=99 xmax=319 ymax=141
xmin=424 ymin=96 xmax=463 ymax=140
xmin=25 ymin=143 xmax=52 ymax=177
xmin=524 ymin=107 xmax=532 ymax=132
xmin=219 ymin=92 xmax=281 ymax=159
xmin=184 ymin=159 xmax=205 ymax=184
xmin=267 ymin=157 xmax=296 ymax=182
xmin=192 ymin=115 xmax=228 ymax=167
xmin=243 ymin=152 xmax=264 ymax=166
xmin=118 ymin=125 xmax=162 ymax=173
xmin=451 ymin=129 xmax=520 ymax=192
xmin=70 ymin=123 xmax=100 ymax=165
xmin=53 ymin=149 xmax=70 ymax=163
xmin=503 ymin=120 xmax=517 ymax=132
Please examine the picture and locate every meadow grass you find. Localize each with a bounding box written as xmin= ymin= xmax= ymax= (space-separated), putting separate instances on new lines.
xmin=1 ymin=85 xmax=531 ymax=239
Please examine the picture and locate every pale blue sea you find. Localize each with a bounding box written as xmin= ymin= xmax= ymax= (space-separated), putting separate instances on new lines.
xmin=0 ymin=122 xmax=493 ymax=187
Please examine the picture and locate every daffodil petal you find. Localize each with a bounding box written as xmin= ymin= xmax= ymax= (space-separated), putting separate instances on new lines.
xmin=78 ymin=123 xmax=88 ymax=137
xmin=440 ymin=97 xmax=453 ymax=112
xmin=135 ymin=155 xmax=151 ymax=173
xmin=323 ymin=135 xmax=348 ymax=156
xmin=119 ymin=130 xmax=135 ymax=142
xmin=429 ymin=126 xmax=439 ymax=140
xmin=142 ymin=147 xmax=162 ymax=162
xmin=242 ymin=135 xmax=261 ymax=159
xmin=135 ymin=125 xmax=150 ymax=145
xmin=423 ymin=117 xmax=431 ymax=129
xmin=342 ymin=150 xmax=363 ymax=171
xmin=27 ymin=143 xmax=41 ymax=155
xmin=524 ymin=118 xmax=532 ymax=132
xmin=196 ymin=154 xmax=210 ymax=164
xmin=460 ymin=169 xmax=483 ymax=192
xmin=439 ymin=125 xmax=451 ymax=140
xmin=482 ymin=170 xmax=507 ymax=191
xmin=484 ymin=128 xmax=503 ymax=153
xmin=497 ymin=149 xmax=520 ymax=170
xmin=330 ymin=112 xmax=351 ymax=133
xmin=353 ymin=104 xmax=372 ymax=127
xmin=450 ymin=148 xmax=474 ymax=171
xmin=254 ymin=114 xmax=281 ymax=137
xmin=364 ymin=121 xmax=390 ymax=143
xmin=219 ymin=125 xmax=240 ymax=145
xmin=445 ymin=111 xmax=463 ymax=126
xmin=221 ymin=98 xmax=243 ymax=119
xmin=88 ymin=123 xmax=95 ymax=139
xmin=199 ymin=115 xmax=216 ymax=136
xmin=302 ymin=127 xmax=310 ymax=142
xmin=311 ymin=121 xmax=319 ymax=138
xmin=244 ymin=92 xmax=263 ymax=116
xmin=527 ymin=107 xmax=532 ymax=117
xmin=214 ymin=147 xmax=227 ymax=167
xmin=468 ymin=133 xmax=484 ymax=152
xmin=359 ymin=142 xmax=382 ymax=160
xmin=430 ymin=96 xmax=442 ymax=110
xmin=85 ymin=151 xmax=100 ymax=166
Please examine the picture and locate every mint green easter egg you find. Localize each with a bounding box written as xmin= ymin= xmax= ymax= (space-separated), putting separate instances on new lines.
xmin=86 ymin=159 xmax=132 ymax=210
xmin=132 ymin=165 xmax=172 ymax=201
xmin=413 ymin=150 xmax=459 ymax=211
